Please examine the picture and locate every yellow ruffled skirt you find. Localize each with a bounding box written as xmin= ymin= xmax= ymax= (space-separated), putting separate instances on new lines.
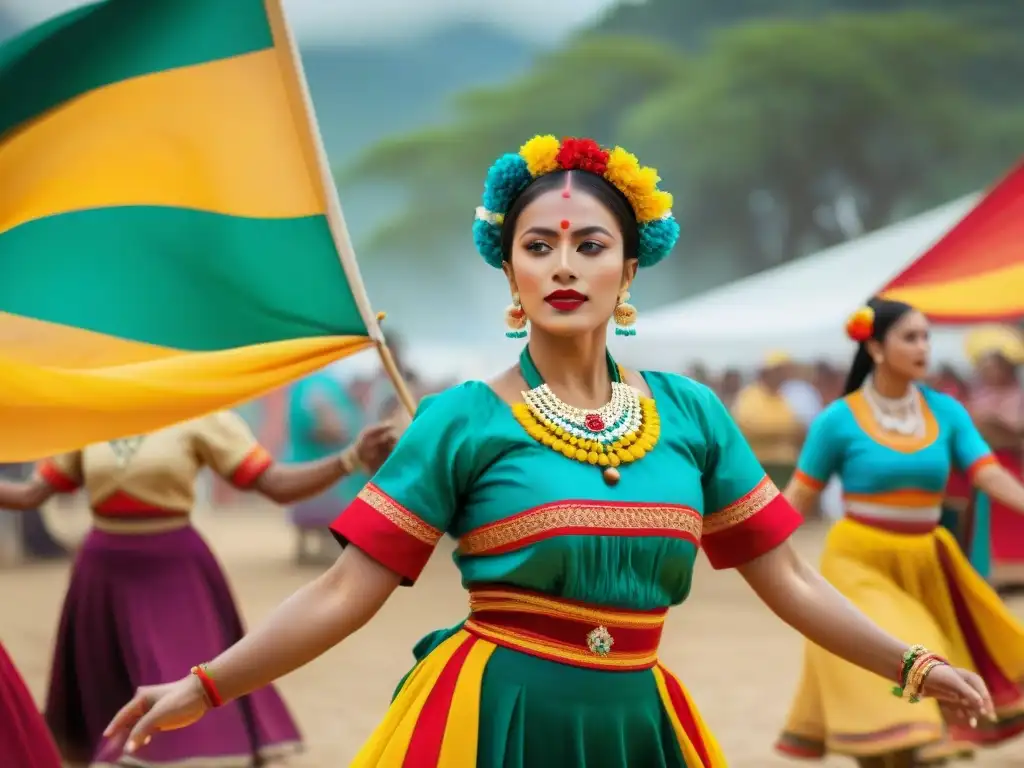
xmin=777 ymin=518 xmax=1024 ymax=760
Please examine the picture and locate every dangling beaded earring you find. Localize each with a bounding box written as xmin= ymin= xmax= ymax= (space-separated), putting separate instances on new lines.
xmin=505 ymin=295 xmax=527 ymax=339
xmin=614 ymin=291 xmax=637 ymax=336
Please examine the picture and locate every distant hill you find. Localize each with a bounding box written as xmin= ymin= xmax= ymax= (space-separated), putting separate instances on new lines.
xmin=301 ymin=23 xmax=539 ymax=164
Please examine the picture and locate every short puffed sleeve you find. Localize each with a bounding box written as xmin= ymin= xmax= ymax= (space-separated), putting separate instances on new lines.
xmin=330 ymin=384 xmax=477 ymax=585
xmin=194 ymin=411 xmax=272 ymax=488
xmin=37 ymin=452 xmax=83 ymax=493
xmin=791 ymin=402 xmax=847 ymax=492
xmin=941 ymin=394 xmax=996 ymax=482
xmin=697 ymin=385 xmax=803 ymax=569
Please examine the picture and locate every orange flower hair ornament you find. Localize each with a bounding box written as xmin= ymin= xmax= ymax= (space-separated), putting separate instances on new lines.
xmin=846 ymin=306 xmax=876 ymax=343
xmin=473 ymin=135 xmax=680 ymax=268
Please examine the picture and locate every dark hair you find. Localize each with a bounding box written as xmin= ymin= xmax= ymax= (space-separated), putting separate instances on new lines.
xmin=499 ymin=170 xmax=639 ymax=261
xmin=843 ymin=297 xmax=915 ymax=394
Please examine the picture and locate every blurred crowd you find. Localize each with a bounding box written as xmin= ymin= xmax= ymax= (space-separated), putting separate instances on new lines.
xmin=685 ymin=326 xmax=1024 ymax=581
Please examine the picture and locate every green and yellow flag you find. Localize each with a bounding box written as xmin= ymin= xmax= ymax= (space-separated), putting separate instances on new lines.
xmin=0 ymin=0 xmax=383 ymax=460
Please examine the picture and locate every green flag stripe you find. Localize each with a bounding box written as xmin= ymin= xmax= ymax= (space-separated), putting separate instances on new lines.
xmin=0 ymin=206 xmax=367 ymax=351
xmin=0 ymin=0 xmax=274 ymax=140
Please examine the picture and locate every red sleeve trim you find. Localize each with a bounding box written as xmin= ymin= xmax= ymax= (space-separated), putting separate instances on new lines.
xmin=230 ymin=446 xmax=273 ymax=488
xmin=702 ymin=493 xmax=803 ymax=570
xmin=329 ymin=483 xmax=442 ymax=585
xmin=38 ymin=459 xmax=80 ymax=493
xmin=967 ymin=454 xmax=998 ymax=483
xmin=792 ymin=469 xmax=825 ymax=491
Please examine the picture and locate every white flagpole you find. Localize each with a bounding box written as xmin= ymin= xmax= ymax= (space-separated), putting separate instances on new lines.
xmin=265 ymin=0 xmax=417 ymax=416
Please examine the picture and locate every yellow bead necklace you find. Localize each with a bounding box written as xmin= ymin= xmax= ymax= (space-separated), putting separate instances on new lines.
xmin=511 ymin=348 xmax=660 ymax=485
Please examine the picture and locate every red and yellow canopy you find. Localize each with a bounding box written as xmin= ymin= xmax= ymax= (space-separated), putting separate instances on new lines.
xmin=881 ymin=161 xmax=1024 ymax=324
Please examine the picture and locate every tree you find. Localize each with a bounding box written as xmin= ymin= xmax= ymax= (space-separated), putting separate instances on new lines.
xmin=620 ymin=12 xmax=988 ymax=266
xmin=339 ymin=36 xmax=688 ymax=254
xmin=342 ymin=9 xmax=1016 ymax=291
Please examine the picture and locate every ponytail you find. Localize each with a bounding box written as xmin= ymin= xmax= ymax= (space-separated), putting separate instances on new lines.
xmin=843 ymin=346 xmax=875 ymax=395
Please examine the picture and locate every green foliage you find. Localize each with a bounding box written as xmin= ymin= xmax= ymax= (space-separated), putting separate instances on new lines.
xmin=343 ymin=5 xmax=1022 ymax=282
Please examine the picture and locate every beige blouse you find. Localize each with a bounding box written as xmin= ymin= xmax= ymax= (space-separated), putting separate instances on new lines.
xmin=38 ymin=411 xmax=271 ymax=518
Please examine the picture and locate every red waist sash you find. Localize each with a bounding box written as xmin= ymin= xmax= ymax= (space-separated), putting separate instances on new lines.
xmin=463 ymin=585 xmax=666 ymax=671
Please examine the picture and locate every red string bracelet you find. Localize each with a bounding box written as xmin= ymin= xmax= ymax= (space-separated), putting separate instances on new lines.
xmin=190 ymin=664 xmax=224 ymax=708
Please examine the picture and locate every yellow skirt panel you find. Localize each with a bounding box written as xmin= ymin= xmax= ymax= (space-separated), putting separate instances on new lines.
xmin=777 ymin=518 xmax=1024 ymax=759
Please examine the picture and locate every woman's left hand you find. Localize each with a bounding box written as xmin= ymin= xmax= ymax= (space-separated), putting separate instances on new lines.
xmin=920 ymin=665 xmax=994 ymax=726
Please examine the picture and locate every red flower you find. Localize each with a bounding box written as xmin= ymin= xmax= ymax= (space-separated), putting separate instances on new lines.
xmin=556 ymin=137 xmax=609 ymax=175
xmin=584 ymin=413 xmax=606 ymax=432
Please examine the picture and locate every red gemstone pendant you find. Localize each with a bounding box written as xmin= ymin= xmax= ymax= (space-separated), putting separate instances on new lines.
xmin=584 ymin=413 xmax=605 ymax=432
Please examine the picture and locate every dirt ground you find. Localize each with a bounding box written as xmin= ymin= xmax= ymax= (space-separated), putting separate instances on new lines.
xmin=1 ymin=503 xmax=1021 ymax=767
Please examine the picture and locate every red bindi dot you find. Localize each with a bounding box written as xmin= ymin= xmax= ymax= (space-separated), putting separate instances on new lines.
xmin=561 ymin=190 xmax=571 ymax=198
xmin=560 ymin=219 xmax=570 ymax=230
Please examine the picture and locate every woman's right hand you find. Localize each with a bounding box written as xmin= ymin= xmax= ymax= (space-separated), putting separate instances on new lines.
xmin=353 ymin=421 xmax=399 ymax=475
xmin=104 ymin=676 xmax=210 ymax=754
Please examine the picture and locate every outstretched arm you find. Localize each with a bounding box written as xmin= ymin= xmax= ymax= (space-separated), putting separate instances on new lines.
xmin=973 ymin=463 xmax=1024 ymax=517
xmin=0 ymin=475 xmax=55 ymax=511
xmin=196 ymin=544 xmax=399 ymax=700
xmin=738 ymin=540 xmax=904 ymax=679
xmin=197 ymin=411 xmax=399 ymax=505
xmin=738 ymin=541 xmax=992 ymax=718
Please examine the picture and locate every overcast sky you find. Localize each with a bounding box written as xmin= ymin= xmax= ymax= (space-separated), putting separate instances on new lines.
xmin=4 ymin=0 xmax=622 ymax=44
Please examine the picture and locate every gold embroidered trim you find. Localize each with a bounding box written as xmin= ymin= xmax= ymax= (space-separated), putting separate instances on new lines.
xmin=469 ymin=588 xmax=666 ymax=628
xmin=357 ymin=483 xmax=442 ymax=546
xmin=458 ymin=502 xmax=701 ymax=556
xmin=702 ymin=476 xmax=779 ymax=535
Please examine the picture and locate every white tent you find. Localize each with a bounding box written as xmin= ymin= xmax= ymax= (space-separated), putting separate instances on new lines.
xmin=618 ymin=194 xmax=980 ymax=370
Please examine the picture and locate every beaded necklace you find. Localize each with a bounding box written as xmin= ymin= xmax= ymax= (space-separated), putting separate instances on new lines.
xmin=511 ymin=347 xmax=660 ymax=486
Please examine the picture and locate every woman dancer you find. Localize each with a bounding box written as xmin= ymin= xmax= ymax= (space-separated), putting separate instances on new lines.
xmin=0 ymin=641 xmax=62 ymax=768
xmin=0 ymin=410 xmax=396 ymax=767
xmin=106 ymin=137 xmax=992 ymax=766
xmin=776 ymin=299 xmax=1024 ymax=767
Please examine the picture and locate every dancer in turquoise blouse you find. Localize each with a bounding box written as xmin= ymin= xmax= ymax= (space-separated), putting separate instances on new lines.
xmin=797 ymin=386 xmax=993 ymax=519
xmin=107 ymin=137 xmax=994 ymax=768
xmin=777 ymin=299 xmax=1024 ymax=766
xmin=286 ymin=369 xmax=368 ymax=562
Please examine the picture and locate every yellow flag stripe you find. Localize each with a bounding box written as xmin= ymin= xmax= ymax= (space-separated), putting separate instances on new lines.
xmin=1 ymin=48 xmax=324 ymax=237
xmin=0 ymin=311 xmax=180 ymax=368
xmin=0 ymin=335 xmax=372 ymax=461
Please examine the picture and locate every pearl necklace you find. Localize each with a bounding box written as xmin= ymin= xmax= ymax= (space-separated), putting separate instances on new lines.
xmin=863 ymin=378 xmax=923 ymax=437
xmin=523 ymin=381 xmax=642 ymax=450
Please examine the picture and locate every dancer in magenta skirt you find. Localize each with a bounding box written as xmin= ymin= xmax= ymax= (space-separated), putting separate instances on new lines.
xmin=0 ymin=411 xmax=395 ymax=767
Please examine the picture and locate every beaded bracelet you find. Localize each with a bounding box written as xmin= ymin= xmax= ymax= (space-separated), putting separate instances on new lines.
xmin=892 ymin=646 xmax=947 ymax=703
xmin=190 ymin=664 xmax=224 ymax=708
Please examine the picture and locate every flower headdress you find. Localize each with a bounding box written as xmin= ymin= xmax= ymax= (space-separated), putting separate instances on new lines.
xmin=473 ymin=135 xmax=681 ymax=269
xmin=846 ymin=306 xmax=875 ymax=342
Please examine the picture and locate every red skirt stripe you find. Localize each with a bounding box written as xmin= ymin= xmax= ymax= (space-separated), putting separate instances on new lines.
xmin=402 ymin=635 xmax=478 ymax=768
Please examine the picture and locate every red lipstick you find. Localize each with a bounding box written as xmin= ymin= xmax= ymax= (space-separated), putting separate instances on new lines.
xmin=544 ymin=289 xmax=588 ymax=312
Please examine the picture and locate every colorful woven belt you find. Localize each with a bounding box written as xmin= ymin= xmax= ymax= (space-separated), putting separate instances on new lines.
xmin=463 ymin=585 xmax=666 ymax=671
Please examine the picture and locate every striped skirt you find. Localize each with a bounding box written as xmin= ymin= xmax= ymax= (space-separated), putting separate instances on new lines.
xmin=351 ymin=586 xmax=725 ymax=767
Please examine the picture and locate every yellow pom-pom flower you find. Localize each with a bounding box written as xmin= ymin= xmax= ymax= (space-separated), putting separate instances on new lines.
xmin=634 ymin=189 xmax=674 ymax=223
xmin=603 ymin=147 xmax=671 ymax=222
xmin=519 ymin=135 xmax=561 ymax=177
xmin=604 ymin=147 xmax=641 ymax=189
